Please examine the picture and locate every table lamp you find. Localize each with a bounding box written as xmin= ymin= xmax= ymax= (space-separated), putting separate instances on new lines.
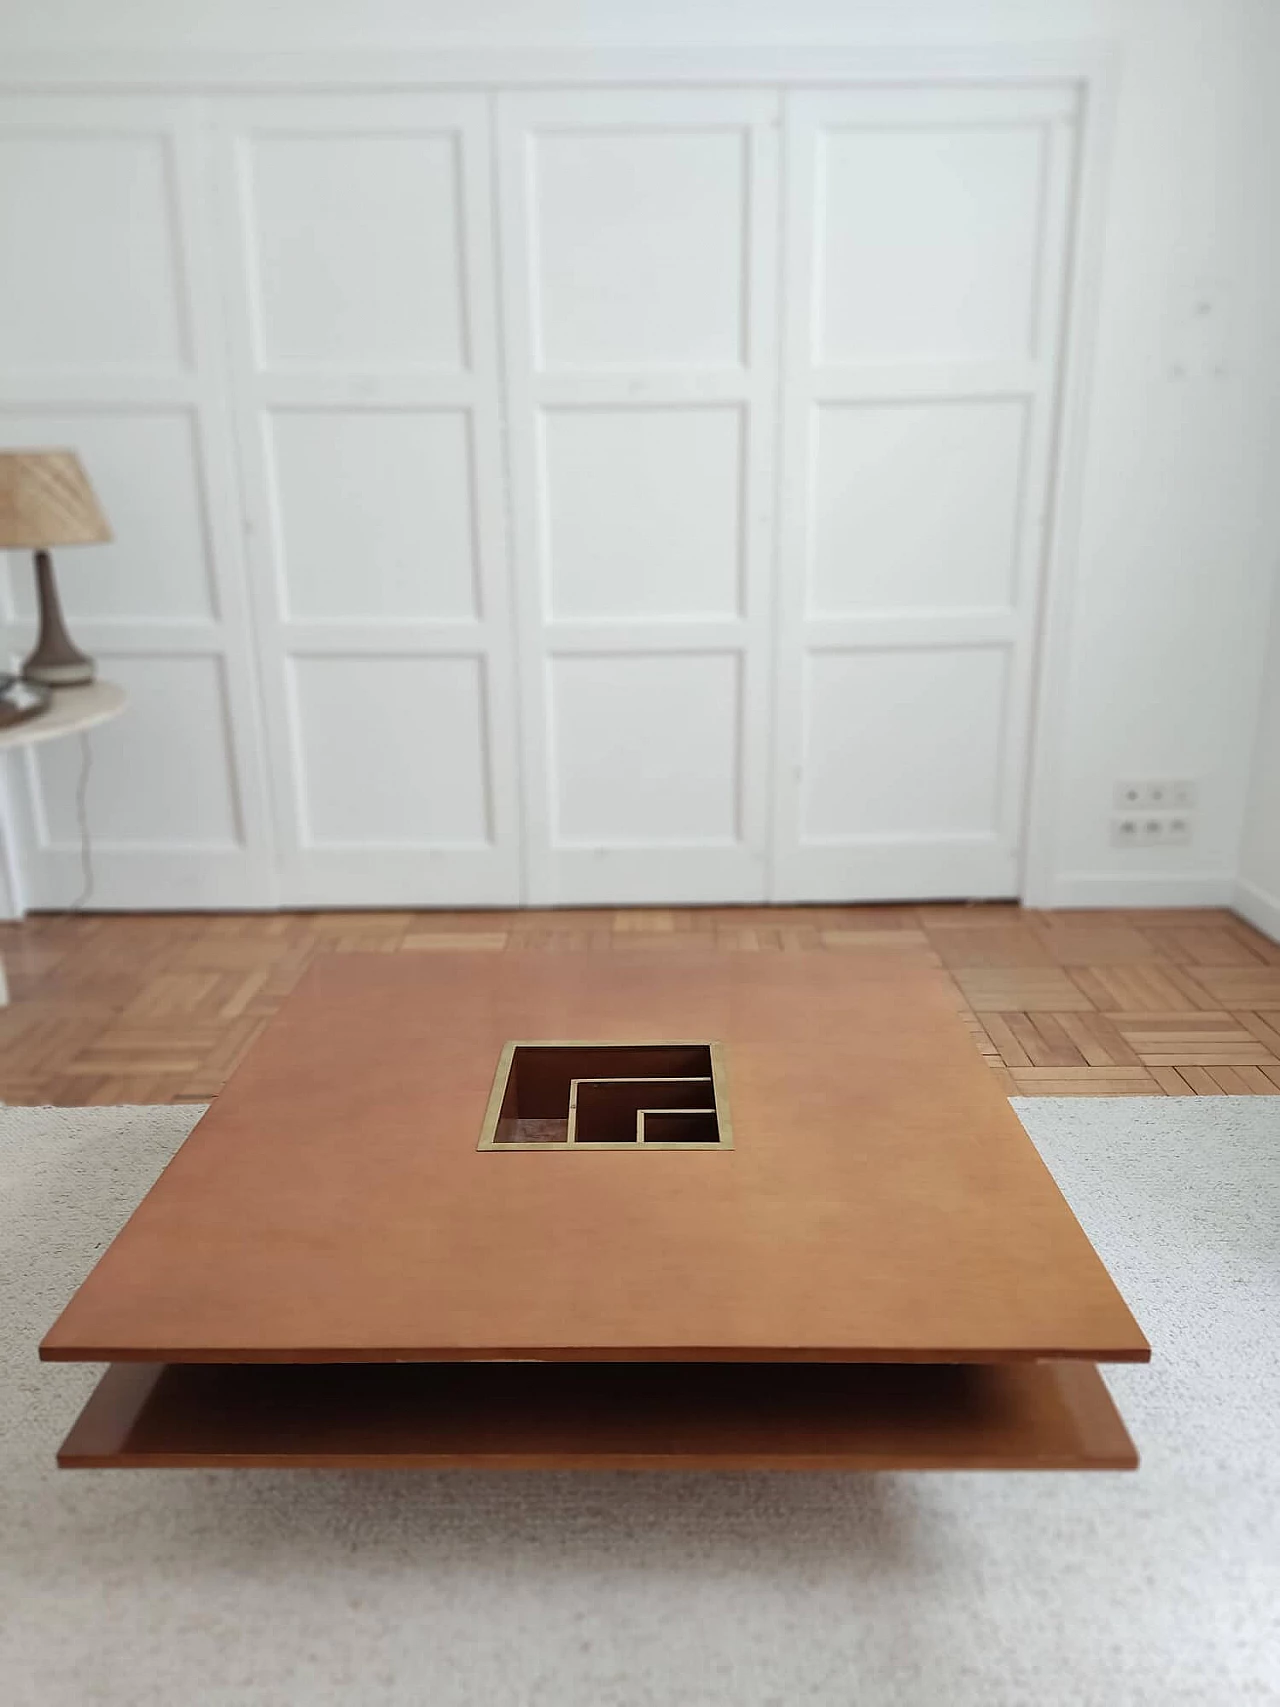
xmin=0 ymin=448 xmax=110 ymax=687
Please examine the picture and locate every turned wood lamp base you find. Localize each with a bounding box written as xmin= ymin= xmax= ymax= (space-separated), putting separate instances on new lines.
xmin=23 ymin=548 xmax=95 ymax=688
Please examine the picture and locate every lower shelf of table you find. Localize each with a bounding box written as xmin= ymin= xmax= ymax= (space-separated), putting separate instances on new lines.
xmin=57 ymin=1358 xmax=1137 ymax=1470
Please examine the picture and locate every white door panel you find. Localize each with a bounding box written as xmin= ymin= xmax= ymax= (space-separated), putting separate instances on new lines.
xmin=268 ymin=409 xmax=480 ymax=623
xmin=771 ymin=85 xmax=1078 ymax=901
xmin=0 ymin=129 xmax=188 ymax=374
xmin=814 ymin=124 xmax=1046 ymax=364
xmin=245 ymin=132 xmax=467 ymax=372
xmin=498 ymin=89 xmax=778 ymax=904
xmin=540 ymin=406 xmax=744 ymax=622
xmin=530 ymin=125 xmax=751 ymax=371
xmin=809 ymin=400 xmax=1028 ymax=615
xmin=550 ymin=652 xmax=743 ymax=844
xmin=0 ymin=97 xmax=276 ymax=910
xmin=802 ymin=648 xmax=1009 ymax=838
xmin=214 ymin=94 xmax=521 ymax=906
xmin=289 ymin=655 xmax=493 ymax=847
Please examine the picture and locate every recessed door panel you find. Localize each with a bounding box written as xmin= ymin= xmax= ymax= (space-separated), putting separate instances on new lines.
xmin=772 ymin=86 xmax=1078 ymax=901
xmin=216 ymin=95 xmax=521 ymax=906
xmin=498 ymin=90 xmax=778 ymax=904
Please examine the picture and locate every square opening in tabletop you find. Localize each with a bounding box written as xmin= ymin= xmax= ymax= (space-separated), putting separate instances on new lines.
xmin=479 ymin=1042 xmax=730 ymax=1150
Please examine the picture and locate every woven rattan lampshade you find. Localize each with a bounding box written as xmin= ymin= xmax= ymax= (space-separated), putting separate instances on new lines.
xmin=0 ymin=450 xmax=111 ymax=549
xmin=0 ymin=449 xmax=111 ymax=687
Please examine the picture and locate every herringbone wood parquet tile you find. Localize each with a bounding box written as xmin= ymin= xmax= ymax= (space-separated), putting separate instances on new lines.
xmin=0 ymin=905 xmax=1275 ymax=1105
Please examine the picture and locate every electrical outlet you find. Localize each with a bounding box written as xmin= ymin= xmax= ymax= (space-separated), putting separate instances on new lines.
xmin=1113 ymin=778 xmax=1197 ymax=810
xmin=1110 ymin=813 xmax=1193 ymax=848
xmin=1164 ymin=815 xmax=1192 ymax=845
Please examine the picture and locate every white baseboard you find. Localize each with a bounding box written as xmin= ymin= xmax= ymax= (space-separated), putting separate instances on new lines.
xmin=1040 ymin=872 xmax=1237 ymax=909
xmin=1233 ymin=878 xmax=1280 ymax=944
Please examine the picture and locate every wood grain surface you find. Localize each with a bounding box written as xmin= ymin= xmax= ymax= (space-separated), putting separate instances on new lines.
xmin=0 ymin=904 xmax=1275 ymax=1107
xmin=57 ymin=1358 xmax=1137 ymax=1471
xmin=41 ymin=951 xmax=1149 ymax=1366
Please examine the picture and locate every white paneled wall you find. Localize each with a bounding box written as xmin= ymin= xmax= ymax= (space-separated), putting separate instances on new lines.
xmin=0 ymin=77 xmax=1086 ymax=909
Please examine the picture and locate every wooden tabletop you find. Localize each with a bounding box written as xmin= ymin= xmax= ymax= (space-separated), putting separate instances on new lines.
xmin=42 ymin=951 xmax=1149 ymax=1366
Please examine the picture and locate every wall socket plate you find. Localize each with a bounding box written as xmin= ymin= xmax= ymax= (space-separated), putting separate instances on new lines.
xmin=1111 ymin=813 xmax=1192 ymax=848
xmin=1113 ymin=778 xmax=1197 ymax=810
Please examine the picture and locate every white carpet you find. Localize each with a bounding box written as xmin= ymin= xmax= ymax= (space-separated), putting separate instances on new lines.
xmin=1 ymin=1098 xmax=1278 ymax=1707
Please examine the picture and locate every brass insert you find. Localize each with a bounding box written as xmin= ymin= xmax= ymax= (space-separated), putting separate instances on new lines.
xmin=477 ymin=1042 xmax=731 ymax=1150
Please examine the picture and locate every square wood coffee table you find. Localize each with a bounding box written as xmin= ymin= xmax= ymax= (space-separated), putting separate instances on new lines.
xmin=44 ymin=951 xmax=1147 ymax=1470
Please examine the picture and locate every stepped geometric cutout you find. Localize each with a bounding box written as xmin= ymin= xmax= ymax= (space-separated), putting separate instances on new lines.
xmin=478 ymin=1041 xmax=730 ymax=1149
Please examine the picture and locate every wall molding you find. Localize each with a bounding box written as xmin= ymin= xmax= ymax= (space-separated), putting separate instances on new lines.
xmin=1234 ymin=877 xmax=1280 ymax=944
xmin=0 ymin=44 xmax=1116 ymax=93
xmin=1045 ymin=871 xmax=1236 ymax=910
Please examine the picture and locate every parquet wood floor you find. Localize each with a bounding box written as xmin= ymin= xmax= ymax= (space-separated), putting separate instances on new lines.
xmin=0 ymin=904 xmax=1277 ymax=1106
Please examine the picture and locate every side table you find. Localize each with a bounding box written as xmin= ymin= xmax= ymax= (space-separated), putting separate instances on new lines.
xmin=0 ymin=680 xmax=128 ymax=1004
